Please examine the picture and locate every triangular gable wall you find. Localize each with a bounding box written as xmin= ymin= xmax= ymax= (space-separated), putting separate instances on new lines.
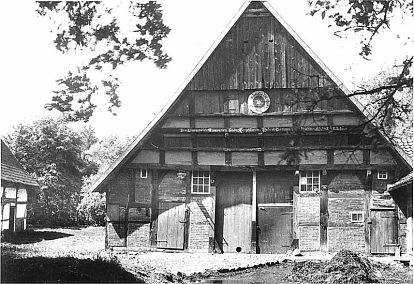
xmin=189 ymin=1 xmax=335 ymax=91
xmin=91 ymin=1 xmax=412 ymax=192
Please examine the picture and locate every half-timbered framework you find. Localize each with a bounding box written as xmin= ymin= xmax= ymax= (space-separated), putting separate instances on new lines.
xmin=91 ymin=1 xmax=412 ymax=254
xmin=1 ymin=140 xmax=38 ymax=232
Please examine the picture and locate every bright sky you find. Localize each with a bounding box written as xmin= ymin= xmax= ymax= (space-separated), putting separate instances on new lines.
xmin=0 ymin=1 xmax=412 ymax=139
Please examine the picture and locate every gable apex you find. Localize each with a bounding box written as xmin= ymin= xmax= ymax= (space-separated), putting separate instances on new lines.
xmin=90 ymin=1 xmax=411 ymax=193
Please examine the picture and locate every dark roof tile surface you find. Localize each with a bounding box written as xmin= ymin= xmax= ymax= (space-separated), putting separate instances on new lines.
xmin=1 ymin=140 xmax=38 ymax=187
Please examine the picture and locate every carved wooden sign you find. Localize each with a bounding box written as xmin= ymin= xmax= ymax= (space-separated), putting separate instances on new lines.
xmin=180 ymin=125 xmax=350 ymax=133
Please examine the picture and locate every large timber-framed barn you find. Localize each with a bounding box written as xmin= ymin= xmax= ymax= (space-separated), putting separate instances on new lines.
xmin=91 ymin=1 xmax=412 ymax=254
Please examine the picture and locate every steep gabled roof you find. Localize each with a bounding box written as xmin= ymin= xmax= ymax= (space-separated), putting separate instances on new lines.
xmin=91 ymin=0 xmax=412 ymax=193
xmin=1 ymin=140 xmax=38 ymax=187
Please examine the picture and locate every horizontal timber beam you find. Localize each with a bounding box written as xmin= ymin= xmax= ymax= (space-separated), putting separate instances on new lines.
xmin=124 ymin=164 xmax=210 ymax=171
xmin=159 ymin=146 xmax=374 ymax=152
xmin=165 ymin=110 xmax=355 ymax=117
xmin=126 ymin=163 xmax=398 ymax=171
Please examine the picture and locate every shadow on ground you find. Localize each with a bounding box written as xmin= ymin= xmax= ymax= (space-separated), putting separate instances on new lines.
xmin=1 ymin=255 xmax=145 ymax=283
xmin=1 ymin=231 xmax=73 ymax=244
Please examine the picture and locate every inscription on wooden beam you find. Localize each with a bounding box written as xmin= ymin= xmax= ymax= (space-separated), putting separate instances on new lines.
xmin=180 ymin=125 xmax=352 ymax=134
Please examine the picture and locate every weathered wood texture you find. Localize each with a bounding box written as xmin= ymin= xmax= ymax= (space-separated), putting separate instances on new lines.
xmin=256 ymin=171 xmax=293 ymax=253
xmin=256 ymin=171 xmax=293 ymax=203
xmin=188 ymin=3 xmax=334 ymax=90
xmin=370 ymin=210 xmax=398 ymax=254
xmin=156 ymin=202 xmax=186 ymax=249
xmin=258 ymin=205 xmax=293 ymax=253
xmin=215 ymin=172 xmax=253 ymax=253
xmin=172 ymin=90 xmax=352 ymax=116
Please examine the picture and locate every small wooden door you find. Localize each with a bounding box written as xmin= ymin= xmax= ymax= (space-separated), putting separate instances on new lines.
xmin=156 ymin=202 xmax=186 ymax=249
xmin=370 ymin=210 xmax=398 ymax=254
xmin=215 ymin=172 xmax=252 ymax=253
xmin=258 ymin=205 xmax=293 ymax=254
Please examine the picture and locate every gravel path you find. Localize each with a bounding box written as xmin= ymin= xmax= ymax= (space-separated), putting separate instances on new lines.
xmin=115 ymin=251 xmax=286 ymax=276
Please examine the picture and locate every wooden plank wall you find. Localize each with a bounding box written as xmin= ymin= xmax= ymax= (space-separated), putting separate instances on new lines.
xmin=188 ymin=10 xmax=334 ymax=91
xmin=173 ymin=89 xmax=352 ymax=115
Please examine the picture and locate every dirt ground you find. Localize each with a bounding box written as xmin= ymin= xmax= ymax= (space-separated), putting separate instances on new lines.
xmin=1 ymin=226 xmax=412 ymax=283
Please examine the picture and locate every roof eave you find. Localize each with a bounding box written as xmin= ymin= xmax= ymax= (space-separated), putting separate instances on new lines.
xmin=1 ymin=177 xmax=39 ymax=188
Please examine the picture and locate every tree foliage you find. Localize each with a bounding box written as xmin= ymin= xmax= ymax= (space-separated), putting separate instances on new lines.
xmin=308 ymin=0 xmax=413 ymax=145
xmin=5 ymin=117 xmax=98 ymax=226
xmin=308 ymin=0 xmax=413 ymax=57
xmin=355 ymin=63 xmax=413 ymax=142
xmin=37 ymin=1 xmax=171 ymax=122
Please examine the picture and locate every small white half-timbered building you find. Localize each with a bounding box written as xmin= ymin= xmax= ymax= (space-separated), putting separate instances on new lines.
xmin=1 ymin=140 xmax=38 ymax=232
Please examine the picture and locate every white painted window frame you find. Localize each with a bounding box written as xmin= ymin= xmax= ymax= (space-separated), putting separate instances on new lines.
xmin=299 ymin=170 xmax=321 ymax=192
xmin=140 ymin=168 xmax=148 ymax=179
xmin=191 ymin=171 xmax=210 ymax=194
xmin=377 ymin=170 xmax=387 ymax=180
xmin=350 ymin=211 xmax=364 ymax=223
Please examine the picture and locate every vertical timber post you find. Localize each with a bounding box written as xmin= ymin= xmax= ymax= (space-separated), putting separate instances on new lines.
xmin=251 ymin=170 xmax=257 ymax=253
xmin=184 ymin=171 xmax=192 ymax=251
xmin=150 ymin=169 xmax=159 ymax=247
xmin=209 ymin=183 xmax=216 ymax=253
xmin=364 ymin=169 xmax=373 ymax=254
xmin=320 ymin=169 xmax=328 ymax=252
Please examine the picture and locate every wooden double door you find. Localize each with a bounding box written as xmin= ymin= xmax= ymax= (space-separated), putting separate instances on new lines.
xmin=215 ymin=171 xmax=293 ymax=254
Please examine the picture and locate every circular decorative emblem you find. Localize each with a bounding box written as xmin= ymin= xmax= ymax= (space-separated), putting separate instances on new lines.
xmin=248 ymin=91 xmax=270 ymax=114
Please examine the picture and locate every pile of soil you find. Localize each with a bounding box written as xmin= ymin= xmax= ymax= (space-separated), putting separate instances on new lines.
xmin=286 ymin=249 xmax=380 ymax=284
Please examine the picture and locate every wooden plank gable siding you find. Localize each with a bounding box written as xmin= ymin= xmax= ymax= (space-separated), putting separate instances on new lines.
xmin=188 ymin=3 xmax=333 ymax=91
xmin=171 ymin=89 xmax=353 ymax=116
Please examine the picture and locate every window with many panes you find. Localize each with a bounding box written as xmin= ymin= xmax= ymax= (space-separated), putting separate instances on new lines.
xmin=300 ymin=171 xmax=320 ymax=192
xmin=378 ymin=170 xmax=387 ymax=180
xmin=192 ymin=171 xmax=210 ymax=194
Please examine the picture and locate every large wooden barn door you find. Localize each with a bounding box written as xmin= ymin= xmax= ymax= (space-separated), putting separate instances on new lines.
xmin=258 ymin=205 xmax=293 ymax=253
xmin=370 ymin=210 xmax=398 ymax=254
xmin=215 ymin=172 xmax=252 ymax=253
xmin=156 ymin=202 xmax=186 ymax=249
